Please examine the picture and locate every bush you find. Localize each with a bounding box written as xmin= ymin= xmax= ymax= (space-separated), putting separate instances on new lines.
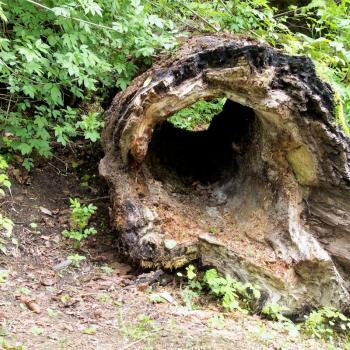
xmin=0 ymin=0 xmax=175 ymax=167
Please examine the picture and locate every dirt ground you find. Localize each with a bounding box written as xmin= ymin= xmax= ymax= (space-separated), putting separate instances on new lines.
xmin=0 ymin=145 xmax=332 ymax=350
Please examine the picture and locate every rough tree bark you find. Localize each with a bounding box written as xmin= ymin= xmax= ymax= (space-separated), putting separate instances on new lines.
xmin=100 ymin=35 xmax=350 ymax=314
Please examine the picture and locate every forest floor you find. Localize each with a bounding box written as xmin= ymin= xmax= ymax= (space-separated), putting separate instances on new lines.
xmin=0 ymin=143 xmax=333 ymax=350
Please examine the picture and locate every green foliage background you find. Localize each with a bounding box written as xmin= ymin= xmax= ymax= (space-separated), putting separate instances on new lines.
xmin=0 ymin=0 xmax=349 ymax=167
xmin=0 ymin=0 xmax=175 ymax=168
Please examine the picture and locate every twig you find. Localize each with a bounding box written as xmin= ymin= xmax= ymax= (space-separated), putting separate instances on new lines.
xmin=0 ymin=200 xmax=13 ymax=208
xmin=176 ymin=1 xmax=219 ymax=32
xmin=273 ymin=8 xmax=298 ymax=18
xmin=145 ymin=0 xmax=198 ymax=32
xmin=119 ymin=330 xmax=160 ymax=350
xmin=82 ymin=196 xmax=110 ymax=202
xmin=273 ymin=6 xmax=316 ymax=19
xmin=218 ymin=0 xmax=231 ymax=15
xmin=0 ymin=58 xmax=38 ymax=84
xmin=6 ymin=94 xmax=12 ymax=114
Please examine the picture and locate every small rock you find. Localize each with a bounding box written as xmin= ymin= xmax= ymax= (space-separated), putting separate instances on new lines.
xmin=53 ymin=259 xmax=72 ymax=271
xmin=206 ymin=206 xmax=219 ymax=218
xmin=135 ymin=269 xmax=164 ymax=285
xmin=159 ymin=291 xmax=175 ymax=304
xmin=150 ymin=291 xmax=176 ymax=304
xmin=164 ymin=239 xmax=177 ymax=250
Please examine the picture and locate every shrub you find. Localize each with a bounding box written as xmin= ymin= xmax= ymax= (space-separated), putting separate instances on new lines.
xmin=0 ymin=0 xmax=176 ymax=167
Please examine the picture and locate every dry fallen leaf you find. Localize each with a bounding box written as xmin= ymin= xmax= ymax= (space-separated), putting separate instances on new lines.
xmin=17 ymin=295 xmax=41 ymax=314
xmin=40 ymin=206 xmax=52 ymax=216
xmin=40 ymin=277 xmax=56 ymax=286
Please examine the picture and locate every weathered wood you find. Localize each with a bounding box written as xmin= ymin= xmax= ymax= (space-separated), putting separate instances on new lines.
xmin=100 ymin=35 xmax=350 ymax=313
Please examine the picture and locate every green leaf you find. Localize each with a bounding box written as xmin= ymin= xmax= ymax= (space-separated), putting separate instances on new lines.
xmin=18 ymin=143 xmax=32 ymax=155
xmin=23 ymin=84 xmax=36 ymax=98
xmin=50 ymin=85 xmax=63 ymax=105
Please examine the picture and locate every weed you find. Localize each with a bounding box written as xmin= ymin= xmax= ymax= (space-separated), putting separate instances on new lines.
xmin=28 ymin=222 xmax=40 ymax=234
xmin=100 ymin=265 xmax=114 ymax=275
xmin=179 ymin=265 xmax=202 ymax=310
xmin=60 ymin=295 xmax=71 ymax=304
xmin=47 ymin=308 xmax=59 ymax=317
xmin=67 ymin=254 xmax=86 ymax=267
xmin=208 ymin=227 xmax=218 ymax=235
xmin=0 ymin=337 xmax=24 ymax=350
xmin=30 ymin=326 xmax=44 ymax=336
xmin=62 ymin=198 xmax=97 ymax=248
xmin=83 ymin=326 xmax=97 ymax=335
xmin=16 ymin=287 xmax=31 ymax=295
xmin=0 ymin=215 xmax=13 ymax=237
xmin=208 ymin=314 xmax=225 ymax=329
xmin=303 ymin=307 xmax=350 ymax=342
xmin=261 ymin=303 xmax=290 ymax=322
xmin=0 ymin=271 xmax=8 ymax=284
xmin=117 ymin=312 xmax=160 ymax=345
xmin=0 ymin=155 xmax=11 ymax=197
xmin=98 ymin=293 xmax=110 ymax=303
xmin=203 ymin=268 xmax=261 ymax=313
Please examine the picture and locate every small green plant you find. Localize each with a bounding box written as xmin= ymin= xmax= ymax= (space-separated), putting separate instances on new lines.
xmin=28 ymin=222 xmax=40 ymax=234
xmin=0 ymin=214 xmax=13 ymax=237
xmin=0 ymin=337 xmax=24 ymax=350
xmin=203 ymin=268 xmax=261 ymax=313
xmin=100 ymin=265 xmax=114 ymax=275
xmin=181 ymin=288 xmax=200 ymax=310
xmin=47 ymin=308 xmax=59 ymax=317
xmin=77 ymin=112 xmax=104 ymax=142
xmin=83 ymin=326 xmax=97 ymax=335
xmin=0 ymin=270 xmax=8 ymax=284
xmin=261 ymin=303 xmax=290 ymax=322
xmin=67 ymin=253 xmax=86 ymax=267
xmin=208 ymin=314 xmax=225 ymax=329
xmin=98 ymin=293 xmax=110 ymax=303
xmin=179 ymin=265 xmax=202 ymax=310
xmin=62 ymin=198 xmax=97 ymax=248
xmin=303 ymin=307 xmax=350 ymax=342
xmin=16 ymin=287 xmax=31 ymax=295
xmin=30 ymin=326 xmax=44 ymax=336
xmin=117 ymin=312 xmax=159 ymax=343
xmin=181 ymin=265 xmax=261 ymax=313
xmin=60 ymin=295 xmax=71 ymax=304
xmin=208 ymin=227 xmax=217 ymax=235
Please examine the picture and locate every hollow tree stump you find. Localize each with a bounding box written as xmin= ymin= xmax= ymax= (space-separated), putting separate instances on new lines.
xmin=100 ymin=35 xmax=350 ymax=313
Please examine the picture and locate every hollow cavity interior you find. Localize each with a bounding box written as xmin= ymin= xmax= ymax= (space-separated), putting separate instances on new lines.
xmin=147 ymin=100 xmax=255 ymax=185
xmin=143 ymin=99 xmax=278 ymax=260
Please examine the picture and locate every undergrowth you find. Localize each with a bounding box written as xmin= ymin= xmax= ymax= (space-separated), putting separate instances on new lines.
xmin=181 ymin=264 xmax=350 ymax=348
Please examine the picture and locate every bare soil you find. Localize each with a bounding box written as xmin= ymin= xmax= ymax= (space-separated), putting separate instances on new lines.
xmin=0 ymin=145 xmax=330 ymax=349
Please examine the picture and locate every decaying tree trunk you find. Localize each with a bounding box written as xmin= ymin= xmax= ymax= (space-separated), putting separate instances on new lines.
xmin=100 ymin=35 xmax=350 ymax=313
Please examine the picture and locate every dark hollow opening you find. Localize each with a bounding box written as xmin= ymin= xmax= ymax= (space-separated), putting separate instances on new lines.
xmin=146 ymin=100 xmax=256 ymax=186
